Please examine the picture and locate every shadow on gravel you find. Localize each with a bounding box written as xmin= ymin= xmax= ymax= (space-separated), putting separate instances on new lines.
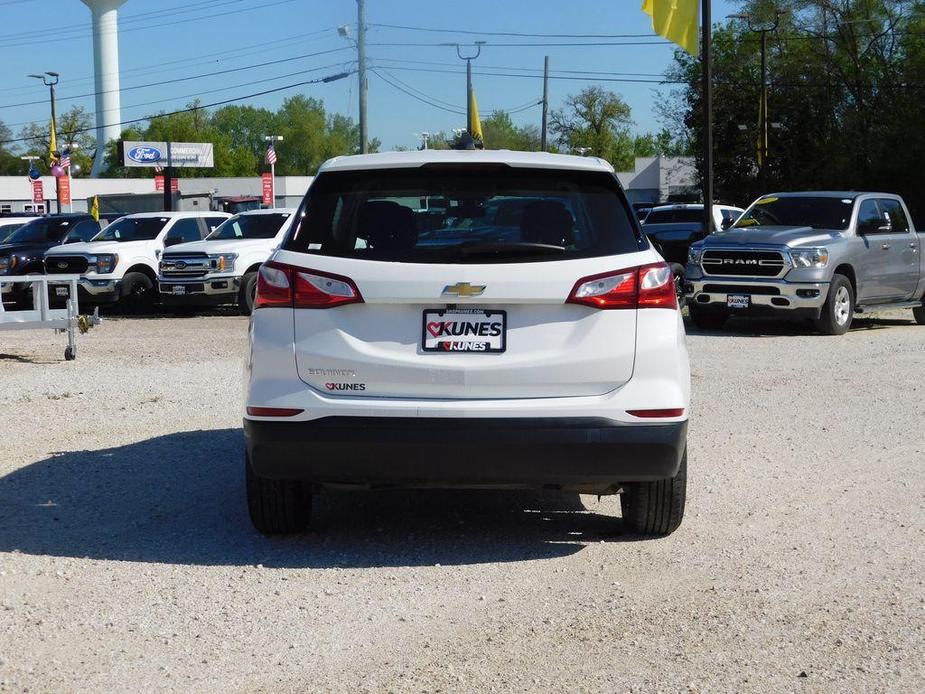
xmin=0 ymin=429 xmax=639 ymax=569
xmin=684 ymin=315 xmax=916 ymax=337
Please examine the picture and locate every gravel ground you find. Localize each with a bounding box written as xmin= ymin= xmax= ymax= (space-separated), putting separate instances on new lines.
xmin=1 ymin=310 xmax=923 ymax=693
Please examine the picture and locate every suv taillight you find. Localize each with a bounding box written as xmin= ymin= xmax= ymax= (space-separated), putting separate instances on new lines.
xmin=254 ymin=261 xmax=363 ymax=309
xmin=566 ymin=262 xmax=677 ymax=310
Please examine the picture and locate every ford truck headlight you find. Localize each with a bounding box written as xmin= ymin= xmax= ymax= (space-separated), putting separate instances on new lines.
xmin=688 ymin=246 xmax=703 ymax=263
xmin=91 ymin=254 xmax=118 ymax=274
xmin=209 ymin=253 xmax=237 ymax=273
xmin=790 ymin=247 xmax=829 ymax=268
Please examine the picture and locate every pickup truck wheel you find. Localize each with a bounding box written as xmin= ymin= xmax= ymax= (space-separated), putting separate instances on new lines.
xmin=245 ymin=451 xmax=312 ymax=535
xmin=120 ymin=272 xmax=155 ymax=314
xmin=621 ymin=449 xmax=686 ymax=536
xmin=239 ymin=272 xmax=257 ymax=316
xmin=815 ymin=274 xmax=854 ymax=335
xmin=688 ymin=305 xmax=727 ymax=330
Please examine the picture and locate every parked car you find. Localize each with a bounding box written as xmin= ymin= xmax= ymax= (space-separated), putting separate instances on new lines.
xmin=43 ymin=211 xmax=229 ymax=311
xmin=244 ymin=150 xmax=690 ymax=537
xmin=158 ymin=208 xmax=295 ymax=314
xmin=685 ymin=192 xmax=925 ymax=334
xmin=0 ymin=216 xmax=38 ymax=242
xmin=0 ymin=214 xmax=108 ymax=308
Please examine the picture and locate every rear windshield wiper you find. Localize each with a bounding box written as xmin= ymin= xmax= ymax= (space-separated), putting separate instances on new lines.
xmin=456 ymin=241 xmax=566 ymax=258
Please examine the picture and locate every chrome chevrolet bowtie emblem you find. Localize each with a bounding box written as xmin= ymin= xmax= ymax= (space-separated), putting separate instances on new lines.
xmin=442 ymin=282 xmax=486 ymax=297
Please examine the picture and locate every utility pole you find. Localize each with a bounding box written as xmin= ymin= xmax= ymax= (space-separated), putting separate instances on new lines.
xmin=357 ymin=0 xmax=368 ymax=154
xmin=541 ymin=55 xmax=550 ymax=151
xmin=702 ymin=0 xmax=712 ymax=235
xmin=729 ymin=11 xmax=784 ymax=191
xmin=28 ymin=71 xmax=61 ymax=213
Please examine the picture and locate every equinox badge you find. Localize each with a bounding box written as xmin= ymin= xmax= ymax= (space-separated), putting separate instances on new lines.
xmin=442 ymin=282 xmax=486 ymax=297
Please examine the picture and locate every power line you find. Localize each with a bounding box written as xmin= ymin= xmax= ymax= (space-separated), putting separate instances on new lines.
xmin=369 ymin=23 xmax=656 ymax=39
xmin=0 ymin=69 xmax=356 ymax=147
xmin=371 ymin=69 xmax=464 ymax=115
xmin=371 ymin=56 xmax=669 ymax=79
xmin=368 ymin=40 xmax=672 ymax=48
xmin=0 ymin=46 xmax=354 ymax=110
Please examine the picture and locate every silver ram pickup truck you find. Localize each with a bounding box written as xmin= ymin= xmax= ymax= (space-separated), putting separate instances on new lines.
xmin=685 ymin=192 xmax=925 ymax=335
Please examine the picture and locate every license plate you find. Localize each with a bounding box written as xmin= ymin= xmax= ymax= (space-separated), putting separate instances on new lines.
xmin=55 ymin=287 xmax=68 ymax=297
xmin=727 ymin=294 xmax=750 ymax=309
xmin=172 ymin=285 xmax=186 ymax=295
xmin=422 ymin=309 xmax=506 ymax=353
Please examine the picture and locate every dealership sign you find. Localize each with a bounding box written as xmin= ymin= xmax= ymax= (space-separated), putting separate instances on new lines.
xmin=31 ymin=180 xmax=44 ymax=203
xmin=122 ymin=141 xmax=214 ymax=168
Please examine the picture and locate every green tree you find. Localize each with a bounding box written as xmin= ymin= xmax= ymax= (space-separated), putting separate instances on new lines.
xmin=481 ymin=111 xmax=541 ymax=151
xmin=0 ymin=120 xmax=20 ymax=175
xmin=549 ymin=86 xmax=636 ymax=169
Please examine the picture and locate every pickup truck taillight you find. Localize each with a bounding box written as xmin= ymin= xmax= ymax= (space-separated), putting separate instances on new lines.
xmin=254 ymin=261 xmax=364 ymax=309
xmin=566 ymin=262 xmax=677 ymax=310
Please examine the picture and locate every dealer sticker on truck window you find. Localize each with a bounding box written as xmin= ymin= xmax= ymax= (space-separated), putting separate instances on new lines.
xmin=422 ymin=309 xmax=506 ymax=353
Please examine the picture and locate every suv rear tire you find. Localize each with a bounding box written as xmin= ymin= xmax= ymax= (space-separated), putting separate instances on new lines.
xmin=688 ymin=305 xmax=727 ymax=330
xmin=815 ymin=273 xmax=854 ymax=335
xmin=620 ymin=449 xmax=686 ymax=536
xmin=245 ymin=451 xmax=312 ymax=535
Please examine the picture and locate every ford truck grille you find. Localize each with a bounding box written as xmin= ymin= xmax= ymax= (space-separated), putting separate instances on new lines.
xmin=45 ymin=256 xmax=88 ymax=274
xmin=701 ymin=250 xmax=787 ymax=278
xmin=160 ymin=253 xmax=211 ymax=278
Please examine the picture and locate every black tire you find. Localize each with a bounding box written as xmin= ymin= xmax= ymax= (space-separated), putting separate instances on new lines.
xmin=64 ymin=346 xmax=75 ymax=361
xmin=239 ymin=272 xmax=258 ymax=316
xmin=621 ymin=449 xmax=687 ymax=536
xmin=815 ymin=273 xmax=854 ymax=335
xmin=688 ymin=304 xmax=728 ymax=330
xmin=120 ymin=272 xmax=156 ymax=314
xmin=913 ymin=299 xmax=925 ymax=325
xmin=245 ymin=451 xmax=312 ymax=535
xmin=670 ymin=262 xmax=686 ymax=307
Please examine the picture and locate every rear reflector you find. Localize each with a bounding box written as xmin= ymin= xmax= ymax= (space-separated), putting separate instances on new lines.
xmin=254 ymin=261 xmax=363 ymax=309
xmin=566 ymin=262 xmax=678 ymax=310
xmin=246 ymin=407 xmax=304 ymax=417
xmin=626 ymin=408 xmax=686 ymax=418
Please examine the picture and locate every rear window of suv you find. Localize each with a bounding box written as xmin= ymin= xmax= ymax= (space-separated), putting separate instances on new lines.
xmin=285 ymin=167 xmax=642 ymax=263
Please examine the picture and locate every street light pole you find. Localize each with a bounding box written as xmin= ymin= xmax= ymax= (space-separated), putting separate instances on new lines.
xmin=729 ymin=12 xmax=784 ymax=190
xmin=28 ymin=71 xmax=61 ymax=213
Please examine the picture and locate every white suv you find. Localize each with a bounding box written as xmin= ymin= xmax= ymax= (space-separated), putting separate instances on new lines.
xmin=158 ymin=208 xmax=295 ymax=314
xmin=44 ymin=211 xmax=229 ymax=310
xmin=245 ymin=151 xmax=690 ymax=536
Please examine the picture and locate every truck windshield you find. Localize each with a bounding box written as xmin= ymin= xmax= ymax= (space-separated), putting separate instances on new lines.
xmin=286 ymin=167 xmax=641 ymax=263
xmin=95 ymin=217 xmax=169 ymax=242
xmin=207 ymin=213 xmax=290 ymax=240
xmin=4 ymin=217 xmax=79 ymax=244
xmin=734 ymin=196 xmax=854 ymax=230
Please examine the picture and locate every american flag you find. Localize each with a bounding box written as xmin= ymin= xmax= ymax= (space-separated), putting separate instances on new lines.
xmin=265 ymin=143 xmax=278 ymax=166
xmin=60 ymin=150 xmax=71 ymax=168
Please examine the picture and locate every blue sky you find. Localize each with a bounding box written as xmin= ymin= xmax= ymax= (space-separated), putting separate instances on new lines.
xmin=0 ymin=0 xmax=737 ymax=151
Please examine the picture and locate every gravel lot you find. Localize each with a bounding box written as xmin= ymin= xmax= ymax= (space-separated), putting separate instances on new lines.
xmin=1 ymin=310 xmax=923 ymax=692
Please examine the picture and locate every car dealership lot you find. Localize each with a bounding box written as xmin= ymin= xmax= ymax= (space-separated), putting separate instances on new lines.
xmin=1 ymin=313 xmax=923 ymax=692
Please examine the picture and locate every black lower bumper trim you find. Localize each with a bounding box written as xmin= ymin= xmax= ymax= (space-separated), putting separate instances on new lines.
xmin=244 ymin=416 xmax=687 ymax=493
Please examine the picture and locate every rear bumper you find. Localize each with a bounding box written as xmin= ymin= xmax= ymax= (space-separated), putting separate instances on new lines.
xmin=244 ymin=416 xmax=687 ymax=493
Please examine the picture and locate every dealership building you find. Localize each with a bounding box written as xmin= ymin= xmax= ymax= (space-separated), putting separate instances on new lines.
xmin=0 ymin=156 xmax=696 ymax=215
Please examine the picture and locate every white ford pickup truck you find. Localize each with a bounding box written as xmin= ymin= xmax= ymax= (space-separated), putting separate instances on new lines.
xmin=158 ymin=208 xmax=295 ymax=314
xmin=44 ymin=211 xmax=229 ymax=311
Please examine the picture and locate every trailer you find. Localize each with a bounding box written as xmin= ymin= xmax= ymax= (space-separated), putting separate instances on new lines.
xmin=0 ymin=275 xmax=101 ymax=360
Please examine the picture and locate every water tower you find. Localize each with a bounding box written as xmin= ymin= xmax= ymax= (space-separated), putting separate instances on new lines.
xmin=80 ymin=0 xmax=127 ymax=177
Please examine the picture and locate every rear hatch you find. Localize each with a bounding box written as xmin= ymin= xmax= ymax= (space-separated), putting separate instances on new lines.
xmin=272 ymin=165 xmax=651 ymax=400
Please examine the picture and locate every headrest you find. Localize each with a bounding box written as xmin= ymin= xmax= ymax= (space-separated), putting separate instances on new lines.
xmin=357 ymin=200 xmax=417 ymax=252
xmin=520 ymin=200 xmax=574 ymax=247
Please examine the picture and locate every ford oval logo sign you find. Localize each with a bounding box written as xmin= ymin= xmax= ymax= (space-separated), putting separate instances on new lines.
xmin=127 ymin=146 xmax=163 ymax=164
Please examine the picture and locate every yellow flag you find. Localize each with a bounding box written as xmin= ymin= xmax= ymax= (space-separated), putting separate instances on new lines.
xmin=49 ymin=117 xmax=57 ymax=163
xmin=642 ymin=0 xmax=700 ymax=57
xmin=468 ymin=88 xmax=483 ymax=141
xmin=89 ymin=195 xmax=99 ymax=221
